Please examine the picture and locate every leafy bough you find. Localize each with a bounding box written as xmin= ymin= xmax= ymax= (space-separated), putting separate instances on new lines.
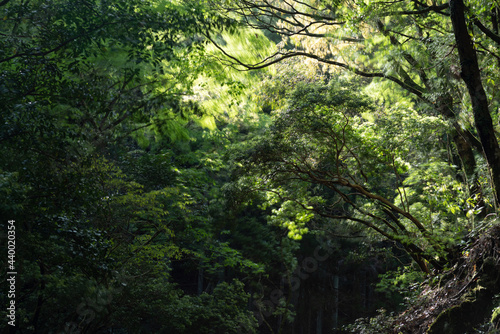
xmin=239 ymin=90 xmax=454 ymax=273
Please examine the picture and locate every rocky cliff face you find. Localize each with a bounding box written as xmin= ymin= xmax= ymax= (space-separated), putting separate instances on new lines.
xmin=393 ymin=224 xmax=500 ymax=334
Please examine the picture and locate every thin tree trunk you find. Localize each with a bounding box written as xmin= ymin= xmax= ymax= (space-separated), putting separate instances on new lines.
xmin=450 ymin=0 xmax=500 ymax=208
xmin=436 ymin=94 xmax=483 ymax=205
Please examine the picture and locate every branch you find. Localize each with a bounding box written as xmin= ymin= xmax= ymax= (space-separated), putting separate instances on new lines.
xmin=473 ymin=18 xmax=500 ymax=44
xmin=230 ymin=0 xmax=340 ymax=23
xmin=0 ymin=37 xmax=78 ymax=64
xmin=376 ymin=20 xmax=429 ymax=89
xmin=409 ymin=0 xmax=449 ymax=15
xmin=0 ymin=18 xmax=119 ymax=64
xmin=207 ymin=33 xmax=429 ymax=101
xmin=381 ymin=5 xmax=449 ymax=16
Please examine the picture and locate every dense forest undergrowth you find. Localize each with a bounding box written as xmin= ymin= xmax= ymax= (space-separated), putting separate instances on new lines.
xmin=2 ymin=0 xmax=500 ymax=333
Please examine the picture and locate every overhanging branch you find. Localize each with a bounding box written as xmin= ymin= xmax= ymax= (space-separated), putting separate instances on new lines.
xmin=205 ymin=31 xmax=429 ymax=101
xmin=473 ymin=18 xmax=500 ymax=45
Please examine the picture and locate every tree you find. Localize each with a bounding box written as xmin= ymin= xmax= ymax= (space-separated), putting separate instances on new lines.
xmin=0 ymin=0 xmax=235 ymax=147
xmin=207 ymin=0 xmax=500 ymax=210
xmin=235 ymin=70 xmax=470 ymax=273
xmin=0 ymin=0 xmax=259 ymax=332
xmin=449 ymin=0 xmax=500 ymax=208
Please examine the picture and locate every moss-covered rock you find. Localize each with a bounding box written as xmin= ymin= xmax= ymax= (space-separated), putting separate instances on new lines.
xmin=427 ymin=256 xmax=500 ymax=333
xmin=427 ymin=298 xmax=489 ymax=334
xmin=394 ymin=225 xmax=500 ymax=334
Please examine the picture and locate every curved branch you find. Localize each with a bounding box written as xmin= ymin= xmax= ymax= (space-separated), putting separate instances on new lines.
xmin=473 ymin=18 xmax=500 ymax=45
xmin=217 ymin=0 xmax=340 ymax=23
xmin=206 ymin=33 xmax=429 ymax=101
xmin=380 ymin=4 xmax=449 ymax=17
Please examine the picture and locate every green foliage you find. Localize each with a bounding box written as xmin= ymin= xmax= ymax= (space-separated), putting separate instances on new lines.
xmin=376 ymin=266 xmax=425 ymax=307
xmin=0 ymin=0 xmax=276 ymax=332
xmin=4 ymin=0 xmax=500 ymax=332
xmin=0 ymin=170 xmax=27 ymax=215
xmin=111 ymin=279 xmax=258 ymax=333
xmin=343 ymin=308 xmax=397 ymax=334
xmin=401 ymin=160 xmax=467 ymax=227
xmin=239 ymin=73 xmax=460 ymax=271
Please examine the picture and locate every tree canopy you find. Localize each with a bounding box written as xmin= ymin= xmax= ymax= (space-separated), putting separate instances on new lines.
xmin=2 ymin=0 xmax=500 ymax=333
xmin=208 ymin=0 xmax=500 ymax=209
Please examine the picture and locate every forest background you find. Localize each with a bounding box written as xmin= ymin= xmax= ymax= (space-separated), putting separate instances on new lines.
xmin=1 ymin=0 xmax=500 ymax=333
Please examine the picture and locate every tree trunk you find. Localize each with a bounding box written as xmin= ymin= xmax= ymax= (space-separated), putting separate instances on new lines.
xmin=450 ymin=0 xmax=500 ymax=208
xmin=436 ymin=94 xmax=482 ymax=195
